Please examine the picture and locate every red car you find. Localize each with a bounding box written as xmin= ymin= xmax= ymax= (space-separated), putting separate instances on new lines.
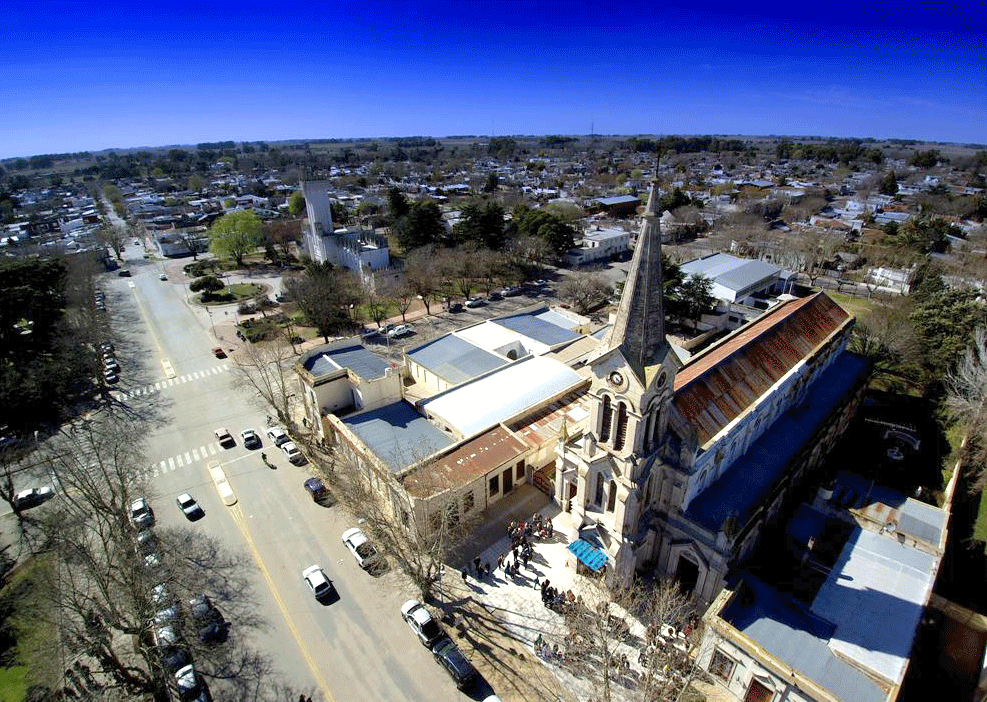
xmin=212 ymin=347 xmax=226 ymax=359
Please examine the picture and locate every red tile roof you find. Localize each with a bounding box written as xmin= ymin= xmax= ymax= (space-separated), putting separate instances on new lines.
xmin=672 ymin=293 xmax=851 ymax=446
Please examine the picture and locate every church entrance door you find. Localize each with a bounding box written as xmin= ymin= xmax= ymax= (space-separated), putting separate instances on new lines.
xmin=503 ymin=467 xmax=513 ymax=494
xmin=675 ymin=555 xmax=699 ymax=596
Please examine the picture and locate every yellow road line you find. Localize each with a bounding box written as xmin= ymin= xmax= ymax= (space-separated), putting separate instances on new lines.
xmin=227 ymin=503 xmax=334 ymax=701
xmin=129 ymin=282 xmax=176 ymax=378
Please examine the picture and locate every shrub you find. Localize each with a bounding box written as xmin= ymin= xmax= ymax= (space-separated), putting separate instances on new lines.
xmin=183 ymin=260 xmax=215 ymax=277
xmin=238 ymin=302 xmax=256 ymax=315
xmin=190 ymin=275 xmax=224 ymax=293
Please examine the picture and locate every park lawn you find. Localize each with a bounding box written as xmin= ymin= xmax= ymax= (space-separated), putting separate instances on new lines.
xmin=226 ymin=283 xmax=265 ymax=299
xmin=0 ymin=666 xmax=27 ymax=702
xmin=829 ymin=292 xmax=878 ymax=319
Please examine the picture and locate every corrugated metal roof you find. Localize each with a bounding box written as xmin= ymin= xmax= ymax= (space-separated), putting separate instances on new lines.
xmin=403 ymin=426 xmax=528 ymax=498
xmin=342 ymin=401 xmax=453 ymax=473
xmin=507 ymin=385 xmax=591 ymax=449
xmin=680 ymin=253 xmax=781 ymax=293
xmin=421 ymin=356 xmax=583 ymax=438
xmin=673 ymin=293 xmax=851 ymax=446
xmin=723 ymin=576 xmax=889 ymax=702
xmin=494 ymin=312 xmax=581 ymax=346
xmin=811 ymin=528 xmax=936 ymax=684
xmin=304 ymin=343 xmax=390 ymax=381
xmin=593 ymin=195 xmax=641 ymax=206
xmin=685 ymin=352 xmax=869 ymax=533
xmin=407 ymin=334 xmax=508 ymax=385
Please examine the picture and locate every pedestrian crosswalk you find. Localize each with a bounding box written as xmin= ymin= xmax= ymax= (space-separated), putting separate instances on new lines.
xmin=112 ymin=364 xmax=230 ymax=400
xmin=142 ymin=441 xmax=225 ymax=481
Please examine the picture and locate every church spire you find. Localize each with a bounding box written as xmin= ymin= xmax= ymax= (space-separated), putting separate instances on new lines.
xmin=602 ymin=164 xmax=668 ymax=381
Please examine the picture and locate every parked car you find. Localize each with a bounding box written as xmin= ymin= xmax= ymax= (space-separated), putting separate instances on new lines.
xmin=150 ymin=583 xmax=171 ymax=607
xmin=387 ymin=324 xmax=411 ymax=338
xmin=130 ymin=498 xmax=155 ymax=529
xmin=302 ymin=565 xmax=334 ymax=601
xmin=118 ymin=269 xmax=131 ymax=277
xmin=265 ymin=426 xmax=288 ymax=446
xmin=401 ymin=600 xmax=443 ymax=648
xmin=487 ymin=291 xmax=503 ymax=301
xmin=214 ymin=428 xmax=235 ymax=448
xmin=240 ymin=429 xmax=261 ymax=449
xmin=99 ymin=342 xmax=114 ymax=354
xmin=303 ymin=477 xmax=333 ymax=504
xmin=211 ymin=347 xmax=226 ymax=359
xmin=159 ymin=273 xmax=168 ymax=281
xmin=153 ymin=603 xmax=183 ymax=627
xmin=175 ymin=493 xmax=203 ymax=520
xmin=174 ymin=663 xmax=210 ymax=702
xmin=432 ymin=638 xmax=478 ymax=690
xmin=341 ymin=528 xmax=381 ymax=570
xmin=135 ymin=528 xmax=158 ymax=555
xmin=103 ymin=369 xmax=119 ymax=384
xmin=280 ymin=441 xmax=304 ymax=464
xmin=448 ymin=302 xmax=464 ymax=312
xmin=189 ymin=595 xmax=226 ymax=643
xmin=465 ymin=297 xmax=484 ymax=308
xmin=13 ymin=486 xmax=54 ymax=510
xmin=501 ymin=286 xmax=522 ymax=297
xmin=103 ymin=357 xmax=120 ymax=372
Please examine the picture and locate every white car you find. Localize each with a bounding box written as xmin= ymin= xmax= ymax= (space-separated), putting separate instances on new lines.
xmin=159 ymin=273 xmax=168 ymax=281
xmin=214 ymin=428 xmax=235 ymax=447
xmin=302 ymin=564 xmax=334 ymax=600
xmin=240 ymin=429 xmax=261 ymax=449
xmin=281 ymin=441 xmax=304 ymax=464
xmin=341 ymin=527 xmax=381 ymax=569
xmin=387 ymin=324 xmax=411 ymax=338
xmin=401 ymin=599 xmax=443 ymax=648
xmin=130 ymin=498 xmax=155 ymax=528
xmin=175 ymin=663 xmax=209 ymax=702
xmin=465 ymin=297 xmax=484 ymax=308
xmin=265 ymin=426 xmax=288 ymax=446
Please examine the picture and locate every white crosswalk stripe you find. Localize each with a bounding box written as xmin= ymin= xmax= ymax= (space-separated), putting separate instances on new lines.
xmin=168 ymin=457 xmax=175 ymax=470
xmin=145 ymin=442 xmax=227 ymax=482
xmin=208 ymin=444 xmax=217 ymax=455
xmin=113 ymin=365 xmax=233 ymax=400
xmin=192 ymin=448 xmax=200 ymax=461
xmin=176 ymin=454 xmax=184 ymax=467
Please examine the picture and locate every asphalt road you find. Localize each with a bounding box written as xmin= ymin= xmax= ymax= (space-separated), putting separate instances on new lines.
xmin=103 ymin=245 xmax=473 ymax=702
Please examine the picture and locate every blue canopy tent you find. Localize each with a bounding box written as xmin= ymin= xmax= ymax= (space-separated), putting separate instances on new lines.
xmin=567 ymin=539 xmax=608 ymax=572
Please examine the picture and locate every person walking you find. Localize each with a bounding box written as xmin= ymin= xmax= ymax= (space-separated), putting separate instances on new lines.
xmin=522 ymin=550 xmax=529 ymax=568
xmin=484 ymin=562 xmax=491 ymax=578
xmin=461 ymin=568 xmax=468 ymax=584
xmin=473 ymin=556 xmax=481 ymax=575
xmin=497 ymin=554 xmax=504 ymax=571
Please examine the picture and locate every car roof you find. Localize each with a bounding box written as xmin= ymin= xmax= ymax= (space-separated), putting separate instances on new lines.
xmin=177 ymin=493 xmax=193 ymax=501
xmin=342 ymin=527 xmax=366 ymax=545
xmin=304 ymin=477 xmax=324 ymax=489
xmin=408 ymin=605 xmax=432 ymax=626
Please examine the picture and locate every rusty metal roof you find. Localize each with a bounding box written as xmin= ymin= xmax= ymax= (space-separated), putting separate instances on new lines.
xmin=507 ymin=385 xmax=592 ymax=449
xmin=402 ymin=425 xmax=529 ymax=499
xmin=672 ymin=293 xmax=851 ymax=446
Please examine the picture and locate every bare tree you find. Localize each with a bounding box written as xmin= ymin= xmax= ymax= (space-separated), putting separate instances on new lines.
xmin=560 ymin=578 xmax=702 ymax=702
xmin=364 ymin=278 xmax=394 ymax=329
xmin=230 ymin=338 xmax=298 ymax=431
xmin=383 ymin=277 xmax=417 ymax=323
xmin=98 ymin=224 xmax=127 ymax=261
xmin=945 ymin=327 xmax=987 ymax=490
xmin=179 ymin=230 xmax=205 ymax=260
xmin=558 ymin=272 xmax=612 ymax=314
xmin=404 ymin=245 xmax=441 ymax=315
xmin=321 ymin=445 xmax=480 ymax=600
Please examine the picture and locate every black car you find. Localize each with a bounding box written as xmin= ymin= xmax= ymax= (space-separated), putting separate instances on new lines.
xmin=432 ymin=638 xmax=478 ymax=690
xmin=448 ymin=302 xmax=463 ymax=313
xmin=118 ymin=269 xmax=131 ymax=277
xmin=189 ymin=595 xmax=226 ymax=643
xmin=303 ymin=477 xmax=333 ymax=504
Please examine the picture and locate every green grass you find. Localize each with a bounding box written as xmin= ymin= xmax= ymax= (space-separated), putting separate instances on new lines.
xmin=0 ymin=666 xmax=27 ymax=702
xmin=974 ymin=491 xmax=987 ymax=545
xmin=226 ymin=283 xmax=264 ymax=299
xmin=829 ymin=292 xmax=878 ymax=319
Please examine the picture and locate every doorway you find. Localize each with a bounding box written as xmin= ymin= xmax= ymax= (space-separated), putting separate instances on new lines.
xmin=566 ymin=483 xmax=577 ymax=512
xmin=675 ymin=555 xmax=699 ymax=597
xmin=503 ymin=467 xmax=513 ymax=494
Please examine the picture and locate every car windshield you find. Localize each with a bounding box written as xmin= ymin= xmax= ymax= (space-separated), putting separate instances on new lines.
xmin=356 ymin=543 xmax=376 ymax=558
xmin=421 ymin=620 xmax=441 ymax=638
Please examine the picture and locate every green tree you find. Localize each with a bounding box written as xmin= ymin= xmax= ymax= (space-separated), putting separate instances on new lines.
xmin=671 ymin=274 xmax=716 ymax=331
xmin=330 ymin=201 xmax=350 ymax=225
xmin=451 ymin=201 xmax=506 ymax=249
xmin=511 ymin=205 xmax=575 ymax=256
xmin=911 ymin=287 xmax=987 ymax=380
xmin=400 ymin=201 xmax=445 ymax=250
xmin=909 ymin=149 xmax=942 ymax=168
xmin=878 ymin=171 xmax=898 ymax=195
xmin=898 ymin=217 xmax=957 ymax=254
xmin=189 ymin=275 xmax=224 ymax=293
xmin=387 ymin=187 xmax=410 ymax=223
xmin=288 ymin=191 xmax=306 ymax=217
xmin=483 ymin=172 xmax=500 ymax=192
xmin=209 ymin=210 xmax=264 ymax=266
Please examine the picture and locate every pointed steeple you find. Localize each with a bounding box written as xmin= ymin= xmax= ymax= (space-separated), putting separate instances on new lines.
xmin=602 ymin=170 xmax=669 ymax=382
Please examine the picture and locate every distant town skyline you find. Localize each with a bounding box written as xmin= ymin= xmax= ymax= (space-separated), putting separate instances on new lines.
xmin=2 ymin=0 xmax=984 ymax=159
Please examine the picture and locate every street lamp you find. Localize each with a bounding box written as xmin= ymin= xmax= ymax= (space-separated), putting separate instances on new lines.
xmin=206 ymin=307 xmax=216 ymax=337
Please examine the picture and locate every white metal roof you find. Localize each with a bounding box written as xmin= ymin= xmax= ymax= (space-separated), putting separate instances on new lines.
xmin=420 ymin=356 xmax=583 ymax=438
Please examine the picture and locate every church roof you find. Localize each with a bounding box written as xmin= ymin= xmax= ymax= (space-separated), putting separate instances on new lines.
xmin=673 ymin=292 xmax=852 ymax=446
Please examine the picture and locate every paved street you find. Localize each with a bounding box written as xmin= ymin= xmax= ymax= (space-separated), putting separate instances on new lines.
xmin=102 ymin=245 xmax=476 ymax=702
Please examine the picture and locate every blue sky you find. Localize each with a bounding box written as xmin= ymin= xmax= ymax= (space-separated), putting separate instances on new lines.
xmin=2 ymin=0 xmax=984 ymax=158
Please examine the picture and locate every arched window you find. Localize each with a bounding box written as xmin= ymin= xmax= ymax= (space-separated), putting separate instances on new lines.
xmin=614 ymin=402 xmax=628 ymax=450
xmin=595 ymin=472 xmax=604 ymax=506
xmin=607 ymin=480 xmax=617 ymax=512
xmin=643 ymin=411 xmax=654 ymax=453
xmin=599 ymin=395 xmax=612 ymax=442
xmin=652 ymin=406 xmax=664 ymax=447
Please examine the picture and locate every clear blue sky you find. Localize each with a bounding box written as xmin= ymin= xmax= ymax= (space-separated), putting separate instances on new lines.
xmin=3 ymin=0 xmax=984 ymax=158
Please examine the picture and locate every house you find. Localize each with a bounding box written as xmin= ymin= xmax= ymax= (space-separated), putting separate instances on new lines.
xmin=300 ymin=181 xmax=390 ymax=272
xmin=564 ymin=226 xmax=630 ymax=266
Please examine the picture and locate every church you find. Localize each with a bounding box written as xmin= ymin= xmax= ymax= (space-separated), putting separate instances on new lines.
xmin=308 ymin=181 xmax=868 ymax=608
xmin=552 ymin=183 xmax=868 ymax=605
